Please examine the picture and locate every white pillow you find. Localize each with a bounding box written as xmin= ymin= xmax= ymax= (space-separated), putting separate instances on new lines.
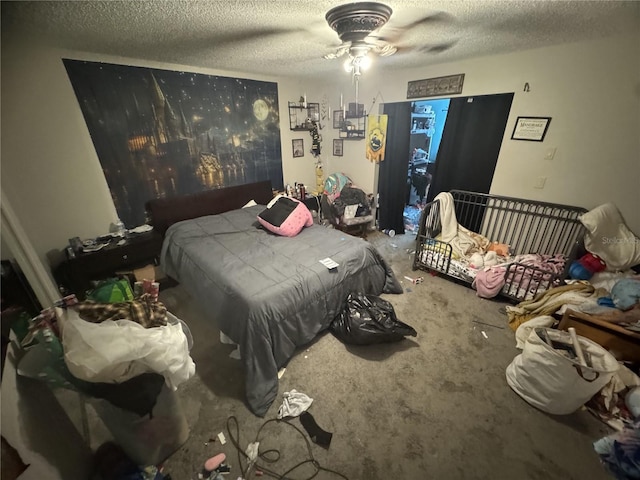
xmin=242 ymin=199 xmax=257 ymax=208
xmin=580 ymin=203 xmax=640 ymax=271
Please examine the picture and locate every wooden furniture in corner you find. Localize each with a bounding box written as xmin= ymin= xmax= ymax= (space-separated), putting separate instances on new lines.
xmin=55 ymin=231 xmax=164 ymax=300
xmin=558 ymin=309 xmax=640 ymax=362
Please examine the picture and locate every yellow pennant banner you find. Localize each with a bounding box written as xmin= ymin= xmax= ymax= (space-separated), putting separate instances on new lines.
xmin=365 ymin=114 xmax=388 ymax=163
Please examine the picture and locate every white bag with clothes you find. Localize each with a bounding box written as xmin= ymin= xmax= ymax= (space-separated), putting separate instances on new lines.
xmin=60 ymin=308 xmax=195 ymax=389
xmin=514 ymin=315 xmax=555 ymax=349
xmin=506 ymin=327 xmax=619 ymax=415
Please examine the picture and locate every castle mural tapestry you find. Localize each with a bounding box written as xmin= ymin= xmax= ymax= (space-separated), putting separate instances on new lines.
xmin=63 ymin=59 xmax=283 ymax=227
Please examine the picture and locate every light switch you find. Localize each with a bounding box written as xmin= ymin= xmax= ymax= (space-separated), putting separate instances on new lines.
xmin=544 ymin=147 xmax=557 ymax=160
xmin=534 ymin=176 xmax=547 ymax=189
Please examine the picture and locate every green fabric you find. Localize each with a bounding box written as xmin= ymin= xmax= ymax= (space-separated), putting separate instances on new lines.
xmin=87 ymin=278 xmax=134 ymax=303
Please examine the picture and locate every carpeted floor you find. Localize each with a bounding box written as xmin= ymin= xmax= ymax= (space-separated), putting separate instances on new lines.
xmin=149 ymin=231 xmax=611 ymax=480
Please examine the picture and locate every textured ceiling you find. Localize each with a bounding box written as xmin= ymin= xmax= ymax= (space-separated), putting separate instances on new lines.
xmin=2 ymin=1 xmax=639 ymax=78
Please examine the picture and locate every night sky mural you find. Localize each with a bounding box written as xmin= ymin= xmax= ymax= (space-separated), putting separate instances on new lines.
xmin=63 ymin=59 xmax=283 ymax=227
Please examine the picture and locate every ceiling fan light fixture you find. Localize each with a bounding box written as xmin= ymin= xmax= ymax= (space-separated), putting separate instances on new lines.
xmin=358 ymin=53 xmax=372 ymax=71
xmin=325 ymin=2 xmax=392 ymax=78
xmin=325 ymin=2 xmax=393 ymax=44
xmin=344 ymin=52 xmax=372 ymax=74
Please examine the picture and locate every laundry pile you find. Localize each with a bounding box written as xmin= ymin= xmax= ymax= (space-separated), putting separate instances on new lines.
xmin=419 ymin=192 xmax=568 ymax=300
xmin=14 ymin=284 xmax=195 ymax=411
xmin=503 ymin=200 xmax=640 ymax=332
xmin=11 ymin=278 xmax=196 ymax=468
xmin=321 ymin=172 xmax=373 ymax=227
xmin=502 ymin=201 xmax=640 ymax=473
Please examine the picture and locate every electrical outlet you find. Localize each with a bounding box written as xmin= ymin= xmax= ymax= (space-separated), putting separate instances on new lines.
xmin=534 ymin=176 xmax=547 ymax=189
xmin=544 ymin=147 xmax=557 ymax=160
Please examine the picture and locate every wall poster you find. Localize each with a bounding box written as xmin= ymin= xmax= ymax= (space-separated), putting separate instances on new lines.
xmin=64 ymin=59 xmax=283 ymax=227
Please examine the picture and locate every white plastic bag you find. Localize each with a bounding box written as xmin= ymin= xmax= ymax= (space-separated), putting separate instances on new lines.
xmin=506 ymin=327 xmax=619 ymax=415
xmin=60 ymin=308 xmax=195 ymax=389
xmin=90 ymin=384 xmax=189 ymax=465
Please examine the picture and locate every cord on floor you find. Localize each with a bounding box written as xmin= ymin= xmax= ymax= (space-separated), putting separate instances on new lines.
xmin=225 ymin=415 xmax=349 ymax=480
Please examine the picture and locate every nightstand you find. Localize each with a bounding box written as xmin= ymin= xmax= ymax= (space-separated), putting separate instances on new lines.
xmin=54 ymin=231 xmax=164 ymax=299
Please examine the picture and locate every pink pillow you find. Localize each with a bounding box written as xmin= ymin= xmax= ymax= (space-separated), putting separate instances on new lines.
xmin=257 ymin=197 xmax=313 ymax=237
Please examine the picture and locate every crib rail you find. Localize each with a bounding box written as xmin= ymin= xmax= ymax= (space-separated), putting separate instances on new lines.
xmin=413 ymin=191 xmax=588 ymax=302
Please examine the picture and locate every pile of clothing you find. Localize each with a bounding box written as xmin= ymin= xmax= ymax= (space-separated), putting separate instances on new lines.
xmin=15 ymin=280 xmax=195 ymax=417
xmin=321 ymin=172 xmax=372 ymax=225
xmin=421 ymin=192 xmax=567 ymax=300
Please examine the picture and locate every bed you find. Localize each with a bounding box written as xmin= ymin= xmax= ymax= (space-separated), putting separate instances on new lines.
xmin=413 ymin=190 xmax=588 ymax=302
xmin=146 ymin=181 xmax=402 ymax=416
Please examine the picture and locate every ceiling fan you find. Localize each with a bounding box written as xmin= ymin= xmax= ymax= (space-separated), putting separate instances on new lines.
xmin=323 ymin=1 xmax=456 ymax=75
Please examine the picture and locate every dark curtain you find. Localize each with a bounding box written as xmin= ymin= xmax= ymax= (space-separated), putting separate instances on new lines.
xmin=428 ymin=93 xmax=514 ymax=202
xmin=378 ymin=102 xmax=412 ymax=234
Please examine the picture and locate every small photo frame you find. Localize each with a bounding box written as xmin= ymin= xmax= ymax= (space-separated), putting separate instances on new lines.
xmin=333 ymin=138 xmax=343 ymax=157
xmin=511 ymin=116 xmax=551 ymax=142
xmin=292 ymin=139 xmax=304 ymax=157
xmin=333 ymin=110 xmax=344 ymax=129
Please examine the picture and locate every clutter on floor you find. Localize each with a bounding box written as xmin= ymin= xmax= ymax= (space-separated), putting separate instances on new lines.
xmin=10 ymin=274 xmax=195 ymax=470
xmin=593 ymin=421 xmax=640 ymax=479
xmin=403 ymin=204 xmax=423 ymax=233
xmin=276 ymin=389 xmax=314 ymax=419
xmin=299 ymin=411 xmax=333 ymax=448
xmin=329 ymin=293 xmax=417 ymax=345
xmin=24 ymin=195 xmax=640 ymax=478
xmin=586 ymin=364 xmax=640 ymax=431
xmin=580 ymin=202 xmax=640 ymax=271
xmin=413 ymin=191 xmax=587 ymax=302
xmin=495 ymin=200 xmax=640 ymax=474
xmin=223 ymin=415 xmax=345 ymax=480
xmin=506 ymin=327 xmax=620 ymax=415
xmin=92 ymin=441 xmax=170 ymax=480
xmin=558 ymin=310 xmax=640 ymax=363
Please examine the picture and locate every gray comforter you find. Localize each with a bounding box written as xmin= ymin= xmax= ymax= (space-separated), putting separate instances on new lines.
xmin=160 ymin=205 xmax=402 ymax=416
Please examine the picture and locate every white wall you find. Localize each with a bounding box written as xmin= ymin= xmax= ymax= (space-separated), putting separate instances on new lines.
xmin=277 ymin=79 xmax=378 ymax=195
xmin=2 ymin=31 xmax=639 ymax=279
xmin=336 ymin=32 xmax=640 ymax=233
xmin=1 ymin=36 xmax=312 ymax=272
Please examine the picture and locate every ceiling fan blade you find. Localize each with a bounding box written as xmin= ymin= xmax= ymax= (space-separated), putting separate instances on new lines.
xmin=209 ymin=27 xmax=306 ymax=49
xmin=418 ymin=39 xmax=458 ymax=54
xmin=376 ymin=11 xmax=455 ymax=44
xmin=404 ymin=11 xmax=455 ymax=31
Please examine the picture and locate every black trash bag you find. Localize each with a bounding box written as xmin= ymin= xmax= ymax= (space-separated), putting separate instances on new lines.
xmin=330 ymin=293 xmax=417 ymax=345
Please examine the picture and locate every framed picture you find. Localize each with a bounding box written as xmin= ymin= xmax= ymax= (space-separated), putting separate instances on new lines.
xmin=333 ymin=138 xmax=343 ymax=157
xmin=292 ymin=138 xmax=304 ymax=157
xmin=333 ymin=110 xmax=344 ymax=129
xmin=511 ymin=116 xmax=552 ymax=142
xmin=407 ymin=73 xmax=465 ymax=99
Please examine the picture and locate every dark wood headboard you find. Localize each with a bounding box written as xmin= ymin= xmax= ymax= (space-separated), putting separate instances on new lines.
xmin=145 ymin=181 xmax=273 ymax=235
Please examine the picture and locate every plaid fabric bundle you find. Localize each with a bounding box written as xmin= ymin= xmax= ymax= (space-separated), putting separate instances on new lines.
xmin=76 ymin=294 xmax=167 ymax=328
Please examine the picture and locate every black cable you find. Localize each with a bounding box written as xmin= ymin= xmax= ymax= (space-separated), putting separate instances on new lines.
xmin=225 ymin=415 xmax=349 ymax=480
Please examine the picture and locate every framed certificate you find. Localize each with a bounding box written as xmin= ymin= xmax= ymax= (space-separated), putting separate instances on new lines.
xmin=511 ymin=116 xmax=551 ymax=142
